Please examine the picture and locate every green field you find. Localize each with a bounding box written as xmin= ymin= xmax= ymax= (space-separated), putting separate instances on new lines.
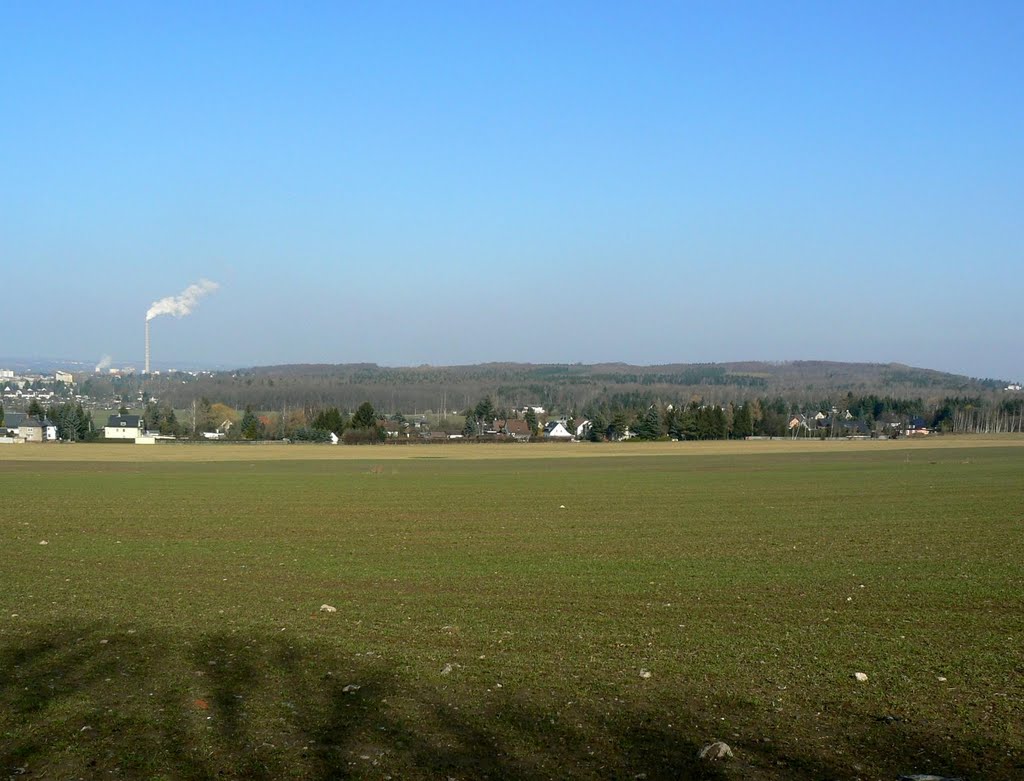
xmin=2 ymin=440 xmax=1022 ymax=780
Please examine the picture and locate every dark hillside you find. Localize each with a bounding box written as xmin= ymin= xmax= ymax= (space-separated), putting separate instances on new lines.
xmin=106 ymin=360 xmax=1006 ymax=415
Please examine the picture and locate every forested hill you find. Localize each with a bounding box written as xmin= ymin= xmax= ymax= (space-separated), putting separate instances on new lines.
xmin=101 ymin=360 xmax=1007 ymax=414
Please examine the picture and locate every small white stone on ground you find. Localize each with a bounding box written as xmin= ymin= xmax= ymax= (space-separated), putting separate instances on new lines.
xmin=319 ymin=604 xmax=337 ymax=613
xmin=697 ymin=741 xmax=733 ymax=761
xmin=559 ymin=505 xmax=566 ymax=509
xmin=440 ymin=663 xmax=453 ymax=676
xmin=39 ymin=540 xmax=49 ymax=545
xmin=853 ymin=672 xmax=868 ymax=682
xmin=342 ymin=684 xmax=361 ymax=693
xmin=937 ymin=676 xmax=947 ymax=682
xmin=639 ymin=669 xmax=652 ymax=679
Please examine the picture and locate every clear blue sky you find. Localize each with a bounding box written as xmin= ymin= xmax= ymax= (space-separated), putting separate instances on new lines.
xmin=2 ymin=2 xmax=1021 ymax=379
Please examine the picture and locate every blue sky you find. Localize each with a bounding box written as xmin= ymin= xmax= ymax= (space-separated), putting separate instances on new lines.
xmin=2 ymin=2 xmax=1021 ymax=379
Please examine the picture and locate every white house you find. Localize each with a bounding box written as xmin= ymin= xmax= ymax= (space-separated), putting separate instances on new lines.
xmin=104 ymin=414 xmax=144 ymax=439
xmin=543 ymin=421 xmax=573 ymax=440
xmin=573 ymin=419 xmax=592 ymax=439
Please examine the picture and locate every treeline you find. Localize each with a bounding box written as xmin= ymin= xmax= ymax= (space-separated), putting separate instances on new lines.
xmin=937 ymin=397 xmax=1024 ymax=433
xmin=140 ymin=389 xmax=1023 ymax=444
xmin=581 ymin=398 xmax=787 ymax=440
xmin=574 ymin=392 xmax=1024 ymax=441
xmin=141 ymin=398 xmax=390 ymax=443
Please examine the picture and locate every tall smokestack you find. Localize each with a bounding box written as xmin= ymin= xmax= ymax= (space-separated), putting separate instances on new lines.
xmin=143 ymin=279 xmax=219 ymax=374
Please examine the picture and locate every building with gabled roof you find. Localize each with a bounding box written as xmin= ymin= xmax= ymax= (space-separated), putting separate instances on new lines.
xmin=104 ymin=414 xmax=144 ymax=440
xmin=543 ymin=421 xmax=573 ymax=440
xmin=17 ymin=416 xmax=45 ymax=443
xmin=494 ymin=418 xmax=532 ymax=441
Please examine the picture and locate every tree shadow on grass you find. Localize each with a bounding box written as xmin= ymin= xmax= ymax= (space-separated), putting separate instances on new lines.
xmin=0 ymin=622 xmax=1017 ymax=780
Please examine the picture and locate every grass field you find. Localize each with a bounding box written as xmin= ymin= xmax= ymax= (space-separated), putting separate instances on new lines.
xmin=2 ymin=438 xmax=1022 ymax=780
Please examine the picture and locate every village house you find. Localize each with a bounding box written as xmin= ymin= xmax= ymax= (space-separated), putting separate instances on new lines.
xmin=0 ymin=412 xmax=53 ymax=441
xmin=202 ymin=419 xmax=234 ymax=439
xmin=3 ymin=411 xmax=27 ymax=437
xmin=17 ymin=416 xmax=45 ymax=443
xmin=380 ymin=420 xmax=408 ymax=439
xmin=494 ymin=418 xmax=532 ymax=441
xmin=104 ymin=414 xmax=145 ymax=440
xmin=905 ymin=416 xmax=930 ymax=436
xmin=543 ymin=420 xmax=573 ymax=440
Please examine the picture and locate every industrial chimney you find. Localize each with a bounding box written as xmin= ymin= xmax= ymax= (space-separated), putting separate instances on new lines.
xmin=145 ymin=319 xmax=150 ymax=374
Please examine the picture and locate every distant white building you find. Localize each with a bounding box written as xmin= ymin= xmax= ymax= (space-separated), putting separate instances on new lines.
xmin=104 ymin=414 xmax=144 ymax=440
xmin=543 ymin=421 xmax=573 ymax=440
xmin=54 ymin=371 xmax=74 ymax=383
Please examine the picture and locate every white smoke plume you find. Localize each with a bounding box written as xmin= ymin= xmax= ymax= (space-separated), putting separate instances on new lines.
xmin=94 ymin=355 xmax=113 ymax=372
xmin=146 ymin=278 xmax=219 ymax=321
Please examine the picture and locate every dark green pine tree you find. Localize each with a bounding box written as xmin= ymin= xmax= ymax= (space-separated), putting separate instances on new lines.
xmin=732 ymin=403 xmax=753 ymax=439
xmin=312 ymin=406 xmax=347 ymax=434
xmin=635 ymin=406 xmax=663 ymax=440
xmin=351 ymin=401 xmax=378 ymax=429
xmin=474 ymin=396 xmax=495 ymax=425
xmin=75 ymin=404 xmax=92 ymax=440
xmin=240 ymin=406 xmax=260 ymax=440
xmin=524 ymin=407 xmax=538 ymax=433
